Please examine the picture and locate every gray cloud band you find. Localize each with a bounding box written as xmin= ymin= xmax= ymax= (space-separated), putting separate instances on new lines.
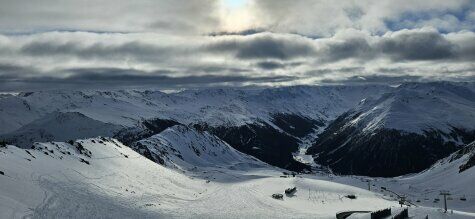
xmin=0 ymin=64 xmax=295 ymax=91
xmin=0 ymin=29 xmax=474 ymax=91
xmin=11 ymin=30 xmax=475 ymax=62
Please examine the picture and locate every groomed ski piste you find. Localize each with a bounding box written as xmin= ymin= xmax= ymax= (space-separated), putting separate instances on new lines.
xmin=1 ymin=128 xmax=474 ymax=218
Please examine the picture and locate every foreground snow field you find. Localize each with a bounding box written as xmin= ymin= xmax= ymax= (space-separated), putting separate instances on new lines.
xmin=1 ymin=138 xmax=473 ymax=218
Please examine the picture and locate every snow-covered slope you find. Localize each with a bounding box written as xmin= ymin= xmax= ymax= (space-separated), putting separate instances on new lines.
xmin=0 ymin=138 xmax=402 ymax=218
xmin=132 ymin=125 xmax=267 ymax=171
xmin=0 ymin=137 xmax=193 ymax=218
xmin=403 ymin=140 xmax=475 ymax=199
xmin=0 ymin=85 xmax=391 ymax=135
xmin=364 ymin=140 xmax=475 ymax=213
xmin=307 ymin=82 xmax=475 ymax=176
xmin=0 ymin=96 xmax=41 ymax=135
xmin=350 ymin=82 xmax=475 ymax=133
xmin=409 ymin=140 xmax=475 ymax=193
xmin=0 ymin=112 xmax=122 ymax=148
xmin=0 ymin=85 xmax=391 ymax=171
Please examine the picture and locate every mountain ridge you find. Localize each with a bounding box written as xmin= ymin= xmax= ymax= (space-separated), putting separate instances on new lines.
xmin=2 ymin=82 xmax=475 ymax=176
xmin=307 ymin=82 xmax=475 ymax=176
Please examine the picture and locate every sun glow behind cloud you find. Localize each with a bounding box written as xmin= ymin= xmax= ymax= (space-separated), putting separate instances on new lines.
xmin=219 ymin=0 xmax=256 ymax=32
xmin=223 ymin=0 xmax=247 ymax=9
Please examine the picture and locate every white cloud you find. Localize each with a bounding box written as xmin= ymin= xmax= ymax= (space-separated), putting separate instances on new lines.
xmin=0 ymin=28 xmax=474 ymax=91
xmin=0 ymin=1 xmax=473 ymax=90
xmin=252 ymin=0 xmax=471 ymax=35
xmin=0 ymin=0 xmax=221 ymax=34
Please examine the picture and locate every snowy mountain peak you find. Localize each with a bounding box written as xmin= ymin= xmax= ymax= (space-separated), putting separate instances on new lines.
xmin=307 ymin=82 xmax=475 ymax=176
xmin=132 ymin=125 xmax=266 ymax=170
xmin=0 ymin=84 xmax=392 ymax=143
xmin=352 ymin=82 xmax=475 ymax=133
xmin=1 ymin=111 xmax=122 ymax=148
xmin=29 ymin=137 xmax=126 ymax=161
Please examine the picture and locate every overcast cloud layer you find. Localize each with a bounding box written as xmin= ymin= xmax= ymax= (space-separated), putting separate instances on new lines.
xmin=0 ymin=0 xmax=474 ymax=91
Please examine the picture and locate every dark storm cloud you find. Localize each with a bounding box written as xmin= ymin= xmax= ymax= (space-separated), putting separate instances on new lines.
xmin=0 ymin=64 xmax=32 ymax=76
xmin=8 ymin=29 xmax=475 ymax=68
xmin=305 ymin=67 xmax=366 ymax=76
xmin=256 ymin=61 xmax=285 ymax=70
xmin=376 ymin=67 xmax=411 ymax=74
xmin=320 ymin=75 xmax=424 ymax=84
xmin=147 ymin=20 xmax=199 ymax=33
xmin=184 ymin=66 xmax=250 ymax=74
xmin=0 ymin=66 xmax=295 ymax=91
xmin=64 ymin=68 xmax=293 ymax=84
xmin=17 ymin=32 xmax=318 ymax=63
xmin=208 ymin=28 xmax=267 ymax=36
xmin=20 ymin=40 xmax=177 ymax=62
xmin=319 ymin=37 xmax=375 ymax=62
xmin=19 ymin=30 xmax=458 ymax=64
xmin=378 ymin=30 xmax=455 ymax=61
xmin=316 ymin=29 xmax=474 ymax=63
xmin=206 ymin=33 xmax=316 ymax=60
xmin=451 ymin=32 xmax=475 ymax=61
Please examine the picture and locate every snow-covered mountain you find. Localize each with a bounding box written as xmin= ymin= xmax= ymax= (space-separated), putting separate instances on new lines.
xmin=411 ymin=140 xmax=475 ymax=191
xmin=368 ymin=140 xmax=475 ymax=212
xmin=1 ymin=112 xmax=122 ymax=148
xmin=1 ymin=82 xmax=474 ymax=176
xmin=307 ymin=82 xmax=475 ymax=176
xmin=351 ymin=82 xmax=475 ymax=133
xmin=0 ymin=85 xmax=391 ymax=171
xmin=0 ymin=86 xmax=390 ymax=135
xmin=131 ymin=125 xmax=267 ymax=171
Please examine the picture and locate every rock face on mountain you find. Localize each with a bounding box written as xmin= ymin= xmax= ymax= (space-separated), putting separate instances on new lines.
xmin=307 ymin=82 xmax=475 ymax=177
xmin=453 ymin=141 xmax=475 ymax=173
xmin=194 ymin=119 xmax=315 ymax=171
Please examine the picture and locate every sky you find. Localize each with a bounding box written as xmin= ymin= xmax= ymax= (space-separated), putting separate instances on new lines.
xmin=0 ymin=0 xmax=474 ymax=91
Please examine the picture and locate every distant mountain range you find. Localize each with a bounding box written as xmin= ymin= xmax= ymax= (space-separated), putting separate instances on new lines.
xmin=1 ymin=82 xmax=474 ymax=176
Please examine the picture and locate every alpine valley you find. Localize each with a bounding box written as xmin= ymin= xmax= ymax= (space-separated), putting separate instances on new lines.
xmin=1 ymin=81 xmax=475 ymax=218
